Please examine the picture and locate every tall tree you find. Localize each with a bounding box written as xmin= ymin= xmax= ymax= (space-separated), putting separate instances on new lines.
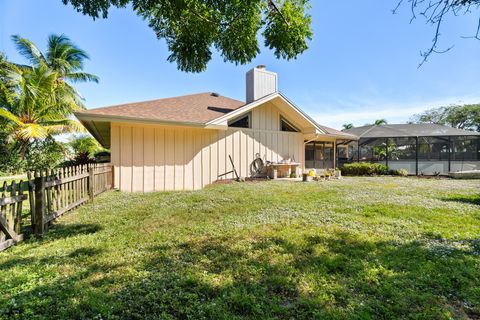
xmin=411 ymin=104 xmax=480 ymax=132
xmin=61 ymin=0 xmax=313 ymax=72
xmin=0 ymin=35 xmax=98 ymax=158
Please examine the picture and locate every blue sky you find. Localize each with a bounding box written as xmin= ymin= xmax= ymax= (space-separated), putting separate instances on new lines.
xmin=1 ymin=0 xmax=479 ymax=129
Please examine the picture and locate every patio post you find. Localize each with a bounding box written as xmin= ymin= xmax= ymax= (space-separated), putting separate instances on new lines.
xmin=415 ymin=137 xmax=419 ymax=176
xmin=385 ymin=138 xmax=389 ymax=168
xmin=357 ymin=141 xmax=360 ymax=162
xmin=333 ymin=140 xmax=337 ymax=169
xmin=448 ymin=136 xmax=452 ymax=173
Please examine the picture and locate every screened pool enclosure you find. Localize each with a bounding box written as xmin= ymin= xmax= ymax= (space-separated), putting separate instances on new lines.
xmin=339 ymin=124 xmax=480 ymax=175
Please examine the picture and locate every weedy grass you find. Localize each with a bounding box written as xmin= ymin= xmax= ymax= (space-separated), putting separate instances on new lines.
xmin=1 ymin=177 xmax=479 ymax=319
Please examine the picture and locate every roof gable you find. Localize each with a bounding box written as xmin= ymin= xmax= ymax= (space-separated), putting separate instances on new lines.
xmin=206 ymin=92 xmax=324 ymax=133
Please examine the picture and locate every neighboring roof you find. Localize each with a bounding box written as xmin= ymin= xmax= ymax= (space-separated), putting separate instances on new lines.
xmin=75 ymin=92 xmax=245 ymax=124
xmin=344 ymin=124 xmax=480 ymax=138
xmin=317 ymin=124 xmax=358 ymax=140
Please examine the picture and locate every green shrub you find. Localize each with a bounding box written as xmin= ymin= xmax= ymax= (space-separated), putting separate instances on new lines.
xmin=341 ymin=162 xmax=388 ymax=176
xmin=391 ymin=168 xmax=409 ymax=177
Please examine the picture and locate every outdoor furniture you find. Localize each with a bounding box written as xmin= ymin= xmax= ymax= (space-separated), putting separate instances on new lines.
xmin=266 ymin=162 xmax=301 ymax=179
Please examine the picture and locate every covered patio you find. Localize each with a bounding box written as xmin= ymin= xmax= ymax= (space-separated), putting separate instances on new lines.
xmin=304 ymin=126 xmax=357 ymax=171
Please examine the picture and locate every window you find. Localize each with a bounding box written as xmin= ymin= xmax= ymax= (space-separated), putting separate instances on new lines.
xmin=228 ymin=113 xmax=251 ymax=128
xmin=280 ymin=116 xmax=299 ymax=132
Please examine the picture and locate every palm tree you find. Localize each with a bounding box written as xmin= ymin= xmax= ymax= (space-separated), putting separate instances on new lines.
xmin=11 ymin=34 xmax=98 ymax=108
xmin=342 ymin=123 xmax=354 ymax=130
xmin=0 ymin=34 xmax=98 ymax=158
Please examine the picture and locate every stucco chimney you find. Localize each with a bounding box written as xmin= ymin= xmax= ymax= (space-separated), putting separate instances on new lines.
xmin=246 ymin=66 xmax=278 ymax=104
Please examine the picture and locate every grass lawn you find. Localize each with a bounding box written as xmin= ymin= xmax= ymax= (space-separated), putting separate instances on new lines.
xmin=1 ymin=177 xmax=480 ymax=319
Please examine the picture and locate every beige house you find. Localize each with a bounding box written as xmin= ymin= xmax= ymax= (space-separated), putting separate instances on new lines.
xmin=75 ymin=67 xmax=355 ymax=192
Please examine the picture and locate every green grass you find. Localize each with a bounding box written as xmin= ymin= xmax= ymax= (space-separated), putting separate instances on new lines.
xmin=1 ymin=177 xmax=480 ymax=319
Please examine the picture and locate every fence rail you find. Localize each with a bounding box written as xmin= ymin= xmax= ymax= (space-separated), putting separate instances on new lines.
xmin=0 ymin=180 xmax=26 ymax=251
xmin=0 ymin=163 xmax=113 ymax=251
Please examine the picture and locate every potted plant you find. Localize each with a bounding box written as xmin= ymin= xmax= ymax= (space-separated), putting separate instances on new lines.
xmin=303 ymin=169 xmax=315 ymax=182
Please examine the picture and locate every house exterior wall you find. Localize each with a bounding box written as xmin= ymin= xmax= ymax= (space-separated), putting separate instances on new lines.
xmin=111 ymin=122 xmax=304 ymax=192
xmin=250 ymin=101 xmax=302 ymax=132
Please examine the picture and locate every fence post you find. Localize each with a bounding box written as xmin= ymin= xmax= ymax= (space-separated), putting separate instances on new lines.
xmin=34 ymin=174 xmax=46 ymax=237
xmin=88 ymin=167 xmax=94 ymax=202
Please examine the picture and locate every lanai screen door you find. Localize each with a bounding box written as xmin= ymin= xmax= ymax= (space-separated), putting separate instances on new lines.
xmin=305 ymin=142 xmax=334 ymax=169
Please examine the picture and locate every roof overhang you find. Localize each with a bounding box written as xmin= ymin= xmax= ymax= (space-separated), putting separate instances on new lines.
xmin=74 ymin=112 xmax=227 ymax=148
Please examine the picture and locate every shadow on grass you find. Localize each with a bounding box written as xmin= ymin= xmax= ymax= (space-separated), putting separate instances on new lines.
xmin=113 ymin=233 xmax=480 ymax=319
xmin=44 ymin=222 xmax=102 ymax=240
xmin=0 ymin=248 xmax=124 ymax=319
xmin=443 ymin=194 xmax=480 ymax=206
xmin=2 ymin=231 xmax=479 ymax=319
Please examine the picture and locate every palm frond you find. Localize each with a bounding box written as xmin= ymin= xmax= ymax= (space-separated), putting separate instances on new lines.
xmin=17 ymin=123 xmax=49 ymax=140
xmin=0 ymin=108 xmax=23 ymax=125
xmin=11 ymin=35 xmax=47 ymax=66
xmin=47 ymin=34 xmax=90 ymax=73
xmin=44 ymin=119 xmax=86 ymax=135
xmin=44 ymin=118 xmax=86 ymax=132
xmin=64 ymin=72 xmax=99 ymax=83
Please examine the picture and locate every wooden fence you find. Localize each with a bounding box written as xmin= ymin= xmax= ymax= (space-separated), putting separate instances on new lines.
xmin=0 ymin=163 xmax=113 ymax=251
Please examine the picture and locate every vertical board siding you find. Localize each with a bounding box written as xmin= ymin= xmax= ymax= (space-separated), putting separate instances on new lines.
xmin=154 ymin=127 xmax=165 ymax=191
xmin=112 ymin=123 xmax=304 ymax=192
xmin=174 ymin=129 xmax=185 ymax=191
xmin=132 ymin=127 xmax=144 ymax=192
xmin=184 ymin=129 xmax=194 ymax=190
xmin=144 ymin=127 xmax=155 ymax=192
xmin=111 ymin=124 xmax=120 ymax=189
xmin=164 ymin=128 xmax=175 ymax=191
xmin=120 ymin=126 xmax=133 ymax=191
xmin=193 ymin=130 xmax=203 ymax=190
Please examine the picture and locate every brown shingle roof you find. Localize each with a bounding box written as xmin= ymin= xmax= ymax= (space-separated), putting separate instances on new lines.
xmin=76 ymin=92 xmax=245 ymax=124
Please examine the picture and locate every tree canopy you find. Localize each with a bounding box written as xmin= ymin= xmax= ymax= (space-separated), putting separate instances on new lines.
xmin=61 ymin=0 xmax=313 ymax=72
xmin=411 ymin=104 xmax=480 ymax=132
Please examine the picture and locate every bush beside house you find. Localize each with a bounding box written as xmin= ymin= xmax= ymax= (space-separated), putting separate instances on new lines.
xmin=341 ymin=163 xmax=410 ymax=177
xmin=341 ymin=163 xmax=389 ymax=176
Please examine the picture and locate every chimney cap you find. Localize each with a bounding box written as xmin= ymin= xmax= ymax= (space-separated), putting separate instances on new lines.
xmin=210 ymin=92 xmax=220 ymax=97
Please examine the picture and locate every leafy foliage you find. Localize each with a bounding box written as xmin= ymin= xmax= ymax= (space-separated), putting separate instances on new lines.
xmin=63 ymin=134 xmax=105 ymax=165
xmin=69 ymin=134 xmax=102 ymax=157
xmin=411 ymin=104 xmax=480 ymax=132
xmin=341 ymin=162 xmax=389 ymax=176
xmin=342 ymin=123 xmax=354 ymax=130
xmin=62 ymin=0 xmax=313 ymax=72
